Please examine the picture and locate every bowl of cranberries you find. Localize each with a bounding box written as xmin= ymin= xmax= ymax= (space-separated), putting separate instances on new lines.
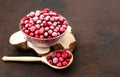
xmin=20 ymin=8 xmax=68 ymax=47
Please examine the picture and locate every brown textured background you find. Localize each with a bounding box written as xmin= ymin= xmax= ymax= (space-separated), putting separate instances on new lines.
xmin=0 ymin=0 xmax=120 ymax=77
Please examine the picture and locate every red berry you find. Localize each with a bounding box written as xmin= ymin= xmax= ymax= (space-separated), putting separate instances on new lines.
xmin=35 ymin=30 xmax=39 ymax=35
xmin=24 ymin=30 xmax=30 ymax=34
xmin=59 ymin=57 xmax=64 ymax=62
xmin=48 ymin=59 xmax=53 ymax=65
xmin=62 ymin=25 xmax=67 ymax=28
xmin=33 ymin=16 xmax=38 ymax=22
xmin=48 ymin=30 xmax=53 ymax=34
xmin=29 ymin=32 xmax=34 ymax=36
xmin=59 ymin=17 xmax=64 ymax=22
xmin=39 ymin=15 xmax=44 ymax=20
xmin=50 ymin=17 xmax=55 ymax=22
xmin=63 ymin=21 xmax=68 ymax=25
xmin=53 ymin=57 xmax=58 ymax=64
xmin=23 ymin=16 xmax=29 ymax=20
xmin=24 ymin=20 xmax=29 ymax=24
xmin=44 ymin=32 xmax=48 ymax=37
xmin=35 ymin=35 xmax=39 ymax=38
xmin=45 ymin=27 xmax=49 ymax=31
xmin=67 ymin=53 xmax=72 ymax=58
xmin=39 ymin=27 xmax=45 ymax=34
xmin=20 ymin=21 xmax=24 ymax=26
xmin=59 ymin=27 xmax=65 ymax=33
xmin=62 ymin=52 xmax=68 ymax=58
xmin=30 ymin=26 xmax=36 ymax=32
xmin=29 ymin=12 xmax=35 ymax=17
xmin=44 ymin=16 xmax=50 ymax=21
xmin=54 ymin=17 xmax=59 ymax=21
xmin=35 ymin=24 xmax=40 ymax=29
xmin=56 ymin=53 xmax=61 ymax=57
xmin=47 ymin=21 xmax=52 ymax=25
xmin=62 ymin=61 xmax=68 ymax=66
xmin=43 ymin=8 xmax=50 ymax=13
xmin=50 ymin=26 xmax=54 ymax=30
xmin=39 ymin=35 xmax=44 ymax=39
xmin=36 ymin=20 xmax=41 ymax=24
xmin=25 ymin=24 xmax=29 ymax=28
xmin=46 ymin=56 xmax=52 ymax=60
xmin=56 ymin=62 xmax=62 ymax=67
xmin=35 ymin=12 xmax=40 ymax=17
xmin=66 ymin=59 xmax=70 ymax=63
xmin=52 ymin=32 xmax=57 ymax=37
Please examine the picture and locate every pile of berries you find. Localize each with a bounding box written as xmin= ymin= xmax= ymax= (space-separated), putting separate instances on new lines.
xmin=20 ymin=8 xmax=68 ymax=39
xmin=46 ymin=49 xmax=72 ymax=67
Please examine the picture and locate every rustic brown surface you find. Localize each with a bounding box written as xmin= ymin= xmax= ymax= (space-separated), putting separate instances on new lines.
xmin=0 ymin=0 xmax=120 ymax=77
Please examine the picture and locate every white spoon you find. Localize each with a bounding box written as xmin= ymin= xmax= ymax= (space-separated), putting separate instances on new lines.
xmin=2 ymin=50 xmax=73 ymax=69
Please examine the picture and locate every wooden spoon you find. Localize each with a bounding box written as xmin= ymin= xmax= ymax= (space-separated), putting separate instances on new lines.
xmin=2 ymin=50 xmax=73 ymax=69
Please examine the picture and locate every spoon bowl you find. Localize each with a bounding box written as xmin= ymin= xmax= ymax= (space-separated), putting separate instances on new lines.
xmin=2 ymin=49 xmax=73 ymax=69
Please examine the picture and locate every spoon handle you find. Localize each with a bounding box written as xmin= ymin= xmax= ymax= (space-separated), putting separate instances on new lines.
xmin=2 ymin=56 xmax=42 ymax=62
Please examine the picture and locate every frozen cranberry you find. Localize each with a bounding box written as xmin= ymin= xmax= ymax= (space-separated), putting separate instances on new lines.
xmin=35 ymin=30 xmax=39 ymax=35
xmin=44 ymin=32 xmax=48 ymax=37
xmin=45 ymin=27 xmax=49 ymax=31
xmin=59 ymin=17 xmax=64 ymax=22
xmin=50 ymin=17 xmax=55 ymax=22
xmin=52 ymin=32 xmax=57 ymax=37
xmin=63 ymin=21 xmax=68 ymax=25
xmin=36 ymin=10 xmax=40 ymax=13
xmin=35 ymin=35 xmax=39 ymax=38
xmin=54 ymin=29 xmax=58 ymax=32
xmin=56 ymin=62 xmax=62 ymax=67
xmin=35 ymin=12 xmax=40 ymax=17
xmin=46 ymin=56 xmax=52 ymax=60
xmin=35 ymin=24 xmax=40 ymax=29
xmin=62 ymin=52 xmax=68 ymax=58
xmin=43 ymin=8 xmax=50 ymax=13
xmin=55 ymin=27 xmax=60 ymax=31
xmin=62 ymin=61 xmax=68 ymax=66
xmin=39 ymin=35 xmax=44 ymax=39
xmin=29 ymin=12 xmax=35 ymax=17
xmin=29 ymin=20 xmax=34 ymax=26
xmin=67 ymin=53 xmax=72 ymax=58
xmin=29 ymin=32 xmax=34 ymax=36
xmin=39 ymin=15 xmax=44 ymax=20
xmin=60 ymin=27 xmax=65 ymax=33
xmin=39 ymin=27 xmax=44 ymax=34
xmin=36 ymin=20 xmax=41 ymax=24
xmin=54 ymin=17 xmax=59 ymax=21
xmin=48 ymin=30 xmax=53 ymax=34
xmin=62 ymin=25 xmax=67 ymax=28
xmin=20 ymin=20 xmax=24 ymax=26
xmin=47 ymin=21 xmax=52 ymax=25
xmin=53 ymin=57 xmax=58 ymax=64
xmin=56 ymin=53 xmax=61 ymax=57
xmin=44 ymin=16 xmax=50 ymax=21
xmin=52 ymin=22 xmax=57 ymax=26
xmin=24 ymin=30 xmax=30 ymax=35
xmin=50 ymin=26 xmax=54 ymax=30
xmin=59 ymin=57 xmax=64 ymax=62
xmin=48 ymin=59 xmax=53 ymax=65
xmin=25 ymin=24 xmax=29 ymax=28
xmin=33 ymin=16 xmax=38 ymax=22
xmin=23 ymin=16 xmax=29 ymax=20
xmin=30 ymin=26 xmax=36 ymax=32
xmin=66 ymin=59 xmax=70 ymax=63
xmin=24 ymin=20 xmax=29 ymax=24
